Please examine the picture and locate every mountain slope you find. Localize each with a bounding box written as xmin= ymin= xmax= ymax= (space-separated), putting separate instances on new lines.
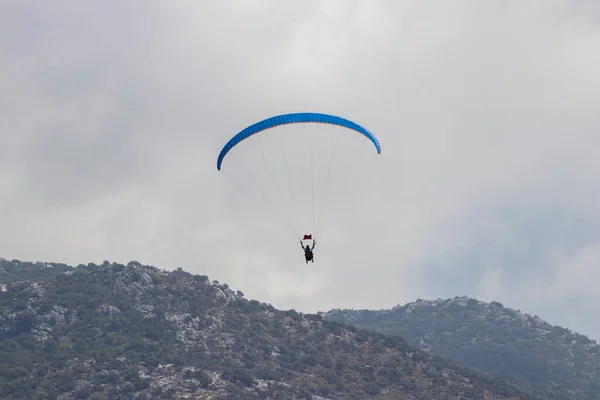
xmin=322 ymin=296 xmax=600 ymax=400
xmin=0 ymin=258 xmax=541 ymax=400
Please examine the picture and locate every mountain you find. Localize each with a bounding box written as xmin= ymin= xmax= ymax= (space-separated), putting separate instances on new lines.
xmin=322 ymin=296 xmax=600 ymax=400
xmin=0 ymin=257 xmax=541 ymax=400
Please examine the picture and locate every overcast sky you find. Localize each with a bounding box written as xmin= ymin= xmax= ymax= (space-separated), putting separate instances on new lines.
xmin=1 ymin=1 xmax=600 ymax=340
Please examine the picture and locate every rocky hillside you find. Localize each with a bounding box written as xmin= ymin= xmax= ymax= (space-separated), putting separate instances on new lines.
xmin=323 ymin=296 xmax=600 ymax=400
xmin=0 ymin=258 xmax=541 ymax=400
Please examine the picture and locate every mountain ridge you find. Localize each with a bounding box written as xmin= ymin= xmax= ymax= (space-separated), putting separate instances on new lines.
xmin=0 ymin=257 xmax=544 ymax=400
xmin=322 ymin=295 xmax=600 ymax=400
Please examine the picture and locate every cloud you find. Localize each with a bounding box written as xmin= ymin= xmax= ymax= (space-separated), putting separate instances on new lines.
xmin=1 ymin=0 xmax=600 ymax=339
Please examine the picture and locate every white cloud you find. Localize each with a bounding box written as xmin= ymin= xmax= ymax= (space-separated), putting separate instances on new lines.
xmin=1 ymin=0 xmax=600 ymax=339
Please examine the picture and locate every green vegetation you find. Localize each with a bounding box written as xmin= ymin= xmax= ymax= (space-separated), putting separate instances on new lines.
xmin=324 ymin=296 xmax=600 ymax=400
xmin=0 ymin=258 xmax=541 ymax=399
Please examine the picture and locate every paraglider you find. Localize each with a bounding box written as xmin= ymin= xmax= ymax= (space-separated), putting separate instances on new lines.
xmin=216 ymin=112 xmax=381 ymax=262
xmin=301 ymin=238 xmax=316 ymax=263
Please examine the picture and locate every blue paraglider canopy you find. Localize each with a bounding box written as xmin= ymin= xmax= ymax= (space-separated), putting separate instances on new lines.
xmin=217 ymin=112 xmax=381 ymax=171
